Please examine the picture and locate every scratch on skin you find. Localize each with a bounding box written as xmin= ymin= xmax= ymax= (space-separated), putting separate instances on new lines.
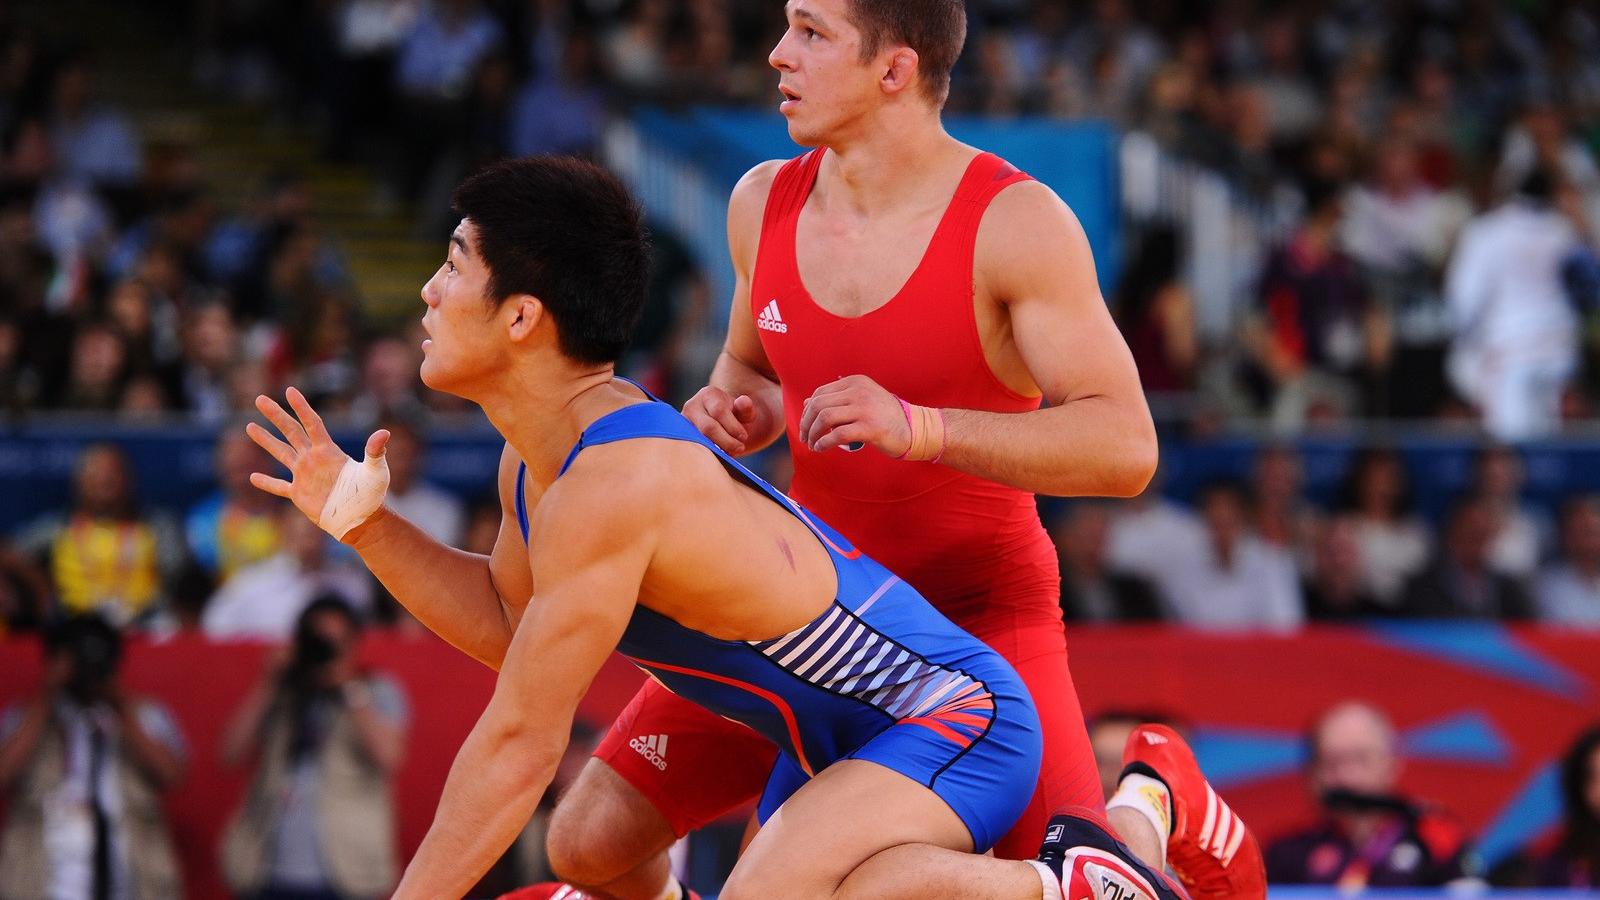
xmin=777 ymin=537 xmax=797 ymax=571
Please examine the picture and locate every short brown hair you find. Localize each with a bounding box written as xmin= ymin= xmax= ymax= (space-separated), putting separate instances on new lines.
xmin=846 ymin=0 xmax=967 ymax=106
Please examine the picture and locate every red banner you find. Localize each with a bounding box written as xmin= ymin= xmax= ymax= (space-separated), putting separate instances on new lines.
xmin=1 ymin=625 xmax=1595 ymax=898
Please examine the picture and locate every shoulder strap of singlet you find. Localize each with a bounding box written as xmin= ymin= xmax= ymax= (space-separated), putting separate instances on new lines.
xmin=513 ymin=386 xmax=858 ymax=559
xmin=950 ymin=152 xmax=1035 ymax=215
xmin=760 ymin=149 xmax=826 ymax=231
xmin=915 ymin=153 xmax=1036 ymax=286
xmin=750 ymin=150 xmax=825 ymax=293
xmin=514 ymin=377 xmax=660 ymax=543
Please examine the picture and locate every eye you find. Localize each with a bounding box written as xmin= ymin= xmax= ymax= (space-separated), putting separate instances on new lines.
xmin=804 ymin=27 xmax=819 ymax=40
xmin=446 ymin=259 xmax=457 ymax=274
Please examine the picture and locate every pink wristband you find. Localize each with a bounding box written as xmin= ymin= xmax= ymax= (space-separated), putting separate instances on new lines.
xmin=894 ymin=397 xmax=916 ymax=460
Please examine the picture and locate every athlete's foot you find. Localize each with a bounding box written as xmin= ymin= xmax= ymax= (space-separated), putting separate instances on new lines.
xmin=1034 ymin=809 xmax=1189 ymax=900
xmin=1120 ymin=724 xmax=1267 ymax=900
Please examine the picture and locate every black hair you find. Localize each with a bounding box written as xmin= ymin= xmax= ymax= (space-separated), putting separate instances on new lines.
xmin=1114 ymin=225 xmax=1182 ymax=331
xmin=451 ymin=156 xmax=650 ymax=366
xmin=1196 ymin=477 xmax=1252 ymax=509
xmin=296 ymin=594 xmax=363 ymax=636
xmin=1303 ymin=176 xmax=1345 ymax=220
xmin=1519 ymin=166 xmax=1557 ymax=205
xmin=43 ymin=614 xmax=123 ymax=684
xmin=44 ymin=613 xmax=121 ymax=657
xmin=1559 ymin=724 xmax=1600 ymax=874
xmin=1336 ymin=447 xmax=1415 ymax=517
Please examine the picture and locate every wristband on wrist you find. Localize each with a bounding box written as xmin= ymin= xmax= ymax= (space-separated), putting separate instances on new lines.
xmin=894 ymin=397 xmax=947 ymax=463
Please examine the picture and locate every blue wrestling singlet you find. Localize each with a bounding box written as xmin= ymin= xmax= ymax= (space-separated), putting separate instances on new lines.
xmin=515 ymin=393 xmax=1041 ymax=851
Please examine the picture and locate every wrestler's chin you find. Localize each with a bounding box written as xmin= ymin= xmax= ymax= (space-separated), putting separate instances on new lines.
xmin=418 ymin=355 xmax=461 ymax=398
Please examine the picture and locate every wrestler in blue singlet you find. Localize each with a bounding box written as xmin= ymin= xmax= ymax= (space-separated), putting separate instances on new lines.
xmin=514 ymin=392 xmax=1042 ymax=852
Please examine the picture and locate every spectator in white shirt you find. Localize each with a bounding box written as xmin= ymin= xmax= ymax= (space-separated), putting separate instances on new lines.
xmin=1445 ymin=168 xmax=1586 ymax=440
xmin=1475 ymin=445 xmax=1548 ymax=581
xmin=203 ymin=506 xmax=374 ymax=640
xmin=381 ymin=417 xmax=465 ymax=547
xmin=1150 ymin=481 xmax=1305 ymax=631
xmin=1537 ymin=495 xmax=1600 ymax=628
xmin=1338 ymin=448 xmax=1433 ymax=608
xmin=1106 ymin=463 xmax=1206 ymax=584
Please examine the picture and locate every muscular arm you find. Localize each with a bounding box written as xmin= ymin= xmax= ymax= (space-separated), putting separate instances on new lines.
xmin=392 ymin=454 xmax=653 ymax=899
xmin=687 ymin=161 xmax=787 ymax=456
xmin=344 ymin=444 xmax=535 ymax=669
xmin=938 ymin=183 xmax=1158 ymax=497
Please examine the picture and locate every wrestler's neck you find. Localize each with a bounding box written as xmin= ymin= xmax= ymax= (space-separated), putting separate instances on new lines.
xmin=477 ymin=355 xmax=639 ymax=487
xmin=816 ymin=107 xmax=972 ymax=217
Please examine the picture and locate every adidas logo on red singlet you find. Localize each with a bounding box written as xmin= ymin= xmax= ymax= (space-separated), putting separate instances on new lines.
xmin=630 ymin=733 xmax=669 ymax=770
xmin=757 ymin=299 xmax=789 ymax=334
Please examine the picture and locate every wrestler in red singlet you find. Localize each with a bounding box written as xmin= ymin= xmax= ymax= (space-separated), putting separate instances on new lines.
xmin=591 ymin=148 xmax=1103 ymax=862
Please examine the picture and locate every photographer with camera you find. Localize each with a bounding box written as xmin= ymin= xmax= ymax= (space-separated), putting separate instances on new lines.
xmin=0 ymin=614 xmax=188 ymax=899
xmin=219 ymin=596 xmax=408 ymax=900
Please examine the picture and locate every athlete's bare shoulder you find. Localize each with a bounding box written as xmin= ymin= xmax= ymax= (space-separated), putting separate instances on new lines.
xmin=728 ymin=159 xmax=790 ymax=270
xmin=974 ymin=178 xmax=1097 ymax=307
xmin=982 ymin=178 xmax=1080 ymax=240
xmin=731 ymin=158 xmax=788 ymax=208
xmin=526 ymin=438 xmax=677 ymax=544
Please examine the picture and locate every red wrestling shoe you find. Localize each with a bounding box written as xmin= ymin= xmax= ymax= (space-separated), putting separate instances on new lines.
xmin=1121 ymin=725 xmax=1267 ymax=900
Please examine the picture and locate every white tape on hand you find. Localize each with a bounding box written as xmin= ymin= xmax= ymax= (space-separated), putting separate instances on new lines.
xmin=317 ymin=453 xmax=389 ymax=540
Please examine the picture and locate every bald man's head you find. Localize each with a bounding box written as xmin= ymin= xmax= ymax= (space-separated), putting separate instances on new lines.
xmin=1308 ymin=701 xmax=1401 ymax=799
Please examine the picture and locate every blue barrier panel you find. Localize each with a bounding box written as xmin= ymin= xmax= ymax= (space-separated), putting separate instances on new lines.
xmin=9 ymin=426 xmax=1600 ymax=534
xmin=628 ymin=107 xmax=1123 ymax=292
xmin=0 ymin=421 xmax=503 ymax=534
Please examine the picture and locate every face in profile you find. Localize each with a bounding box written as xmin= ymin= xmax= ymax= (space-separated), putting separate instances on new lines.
xmin=419 ymin=220 xmax=515 ymax=398
xmin=769 ymin=0 xmax=896 ymax=146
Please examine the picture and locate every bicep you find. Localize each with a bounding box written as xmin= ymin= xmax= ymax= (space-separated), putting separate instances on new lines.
xmin=722 ymin=262 xmax=776 ymax=381
xmin=722 ymin=161 xmax=783 ymax=381
xmin=485 ymin=477 xmax=655 ymax=739
xmin=986 ymin=186 xmax=1144 ymax=405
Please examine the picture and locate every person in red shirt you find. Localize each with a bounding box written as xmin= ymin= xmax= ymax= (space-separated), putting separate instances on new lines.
xmin=542 ymin=2 xmax=1262 ymax=900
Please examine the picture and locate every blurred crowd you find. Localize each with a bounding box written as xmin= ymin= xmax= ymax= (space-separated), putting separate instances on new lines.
xmin=176 ymin=0 xmax=1600 ymax=441
xmin=5 ymin=432 xmax=1600 ymax=641
xmin=4 ymin=0 xmax=1600 ymax=435
xmin=1 ymin=0 xmax=1600 ymax=641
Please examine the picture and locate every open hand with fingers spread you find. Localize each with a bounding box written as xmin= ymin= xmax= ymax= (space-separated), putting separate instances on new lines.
xmin=245 ymin=387 xmax=392 ymax=541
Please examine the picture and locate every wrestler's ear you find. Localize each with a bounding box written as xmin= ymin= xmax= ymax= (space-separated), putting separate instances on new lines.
xmin=505 ymin=294 xmax=545 ymax=343
xmin=881 ymin=46 xmax=919 ymax=97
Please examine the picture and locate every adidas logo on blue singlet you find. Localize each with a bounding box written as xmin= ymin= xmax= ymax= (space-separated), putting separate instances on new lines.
xmin=757 ymin=299 xmax=788 ymax=334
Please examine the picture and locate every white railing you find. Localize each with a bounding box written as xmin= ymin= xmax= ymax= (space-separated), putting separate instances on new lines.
xmin=1119 ymin=131 xmax=1300 ymax=340
xmin=603 ymin=117 xmax=736 ymax=330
